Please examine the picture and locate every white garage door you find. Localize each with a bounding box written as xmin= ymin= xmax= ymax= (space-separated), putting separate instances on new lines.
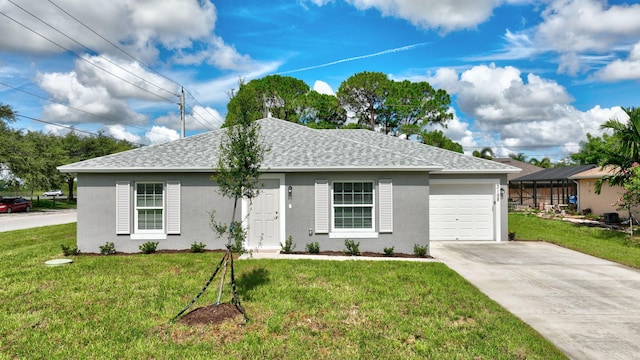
xmin=429 ymin=184 xmax=495 ymax=241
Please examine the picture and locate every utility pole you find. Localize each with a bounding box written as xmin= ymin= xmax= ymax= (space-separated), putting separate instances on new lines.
xmin=180 ymin=87 xmax=186 ymax=138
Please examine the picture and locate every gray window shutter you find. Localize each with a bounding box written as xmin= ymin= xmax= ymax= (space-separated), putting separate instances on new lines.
xmin=116 ymin=181 xmax=130 ymax=234
xmin=315 ymin=180 xmax=329 ymax=233
xmin=166 ymin=181 xmax=181 ymax=234
xmin=379 ymin=179 xmax=393 ymax=233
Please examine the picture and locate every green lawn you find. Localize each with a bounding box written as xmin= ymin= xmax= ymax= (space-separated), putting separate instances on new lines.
xmin=0 ymin=223 xmax=565 ymax=359
xmin=509 ymin=212 xmax=640 ymax=269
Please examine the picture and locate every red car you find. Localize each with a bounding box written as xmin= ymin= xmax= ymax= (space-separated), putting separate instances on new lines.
xmin=0 ymin=197 xmax=33 ymax=213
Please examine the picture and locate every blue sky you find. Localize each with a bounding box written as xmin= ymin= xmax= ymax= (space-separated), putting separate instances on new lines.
xmin=1 ymin=0 xmax=639 ymax=161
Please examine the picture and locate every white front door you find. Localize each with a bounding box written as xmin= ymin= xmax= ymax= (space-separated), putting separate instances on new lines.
xmin=248 ymin=179 xmax=280 ymax=250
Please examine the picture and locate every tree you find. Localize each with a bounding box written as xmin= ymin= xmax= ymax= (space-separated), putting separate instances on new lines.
xmin=570 ymin=133 xmax=618 ymax=165
xmin=419 ymin=129 xmax=463 ymax=153
xmin=472 ymin=147 xmax=494 ymax=160
xmin=599 ymin=107 xmax=640 ymax=187
xmin=59 ymin=131 xmax=136 ymax=201
xmin=384 ymin=80 xmax=452 ymax=135
xmin=614 ymin=164 xmax=640 ymax=237
xmin=337 ymin=71 xmax=390 ymax=130
xmin=224 ymin=75 xmax=309 ymax=125
xmin=298 ymin=90 xmax=346 ymax=128
xmin=509 ymin=153 xmax=527 ymax=162
xmin=529 ymin=157 xmax=552 ymax=168
xmin=337 ymin=72 xmax=452 ymax=134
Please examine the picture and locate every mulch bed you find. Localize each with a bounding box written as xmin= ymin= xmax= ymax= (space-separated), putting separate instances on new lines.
xmin=177 ymin=303 xmax=243 ymax=326
xmin=289 ymin=250 xmax=432 ymax=258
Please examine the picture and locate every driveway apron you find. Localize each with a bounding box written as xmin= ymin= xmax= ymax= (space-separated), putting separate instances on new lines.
xmin=430 ymin=241 xmax=640 ymax=360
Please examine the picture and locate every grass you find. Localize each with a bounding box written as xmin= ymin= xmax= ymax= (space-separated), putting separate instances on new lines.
xmin=509 ymin=212 xmax=640 ymax=269
xmin=0 ymin=223 xmax=566 ymax=359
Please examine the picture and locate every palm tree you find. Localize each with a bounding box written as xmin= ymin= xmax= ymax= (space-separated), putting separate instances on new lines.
xmin=472 ymin=147 xmax=494 ymax=160
xmin=600 ymin=107 xmax=640 ymax=186
xmin=509 ymin=153 xmax=527 ymax=162
xmin=528 ymin=157 xmax=552 ymax=168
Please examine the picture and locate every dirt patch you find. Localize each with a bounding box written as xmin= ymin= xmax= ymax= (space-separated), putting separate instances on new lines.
xmin=177 ymin=303 xmax=243 ymax=326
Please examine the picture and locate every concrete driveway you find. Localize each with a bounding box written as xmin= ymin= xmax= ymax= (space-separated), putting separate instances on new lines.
xmin=430 ymin=241 xmax=640 ymax=360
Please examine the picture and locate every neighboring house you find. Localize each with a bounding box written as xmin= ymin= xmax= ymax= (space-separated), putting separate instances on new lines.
xmin=509 ymin=165 xmax=597 ymax=210
xmin=568 ymin=166 xmax=624 ymax=216
xmin=59 ymin=118 xmax=520 ymax=254
xmin=493 ymin=158 xmax=543 ymax=203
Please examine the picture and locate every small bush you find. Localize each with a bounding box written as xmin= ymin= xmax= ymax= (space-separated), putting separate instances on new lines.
xmin=413 ymin=243 xmax=428 ymax=257
xmin=281 ymin=235 xmax=296 ymax=253
xmin=343 ymin=239 xmax=360 ymax=256
xmin=61 ymin=244 xmax=79 ymax=256
xmin=99 ymin=242 xmax=116 ymax=255
xmin=190 ymin=242 xmax=206 ymax=253
xmin=508 ymin=231 xmax=516 ymax=241
xmin=139 ymin=241 xmax=159 ymax=254
xmin=383 ymin=246 xmax=394 ymax=256
xmin=306 ymin=241 xmax=320 ymax=254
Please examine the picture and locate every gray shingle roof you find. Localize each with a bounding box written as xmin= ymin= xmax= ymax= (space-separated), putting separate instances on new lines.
xmin=59 ymin=118 xmax=520 ymax=174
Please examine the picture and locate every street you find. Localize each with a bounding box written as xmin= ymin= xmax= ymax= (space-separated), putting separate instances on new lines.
xmin=0 ymin=209 xmax=77 ymax=232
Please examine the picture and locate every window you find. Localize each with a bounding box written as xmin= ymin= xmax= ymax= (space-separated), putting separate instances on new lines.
xmin=135 ymin=183 xmax=164 ymax=232
xmin=333 ymin=181 xmax=374 ymax=230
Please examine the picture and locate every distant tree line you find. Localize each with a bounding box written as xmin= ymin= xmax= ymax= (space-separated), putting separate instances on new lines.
xmin=0 ymin=103 xmax=136 ymax=200
xmin=224 ymin=72 xmax=462 ymax=152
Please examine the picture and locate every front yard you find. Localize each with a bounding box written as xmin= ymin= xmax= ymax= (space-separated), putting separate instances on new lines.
xmin=0 ymin=223 xmax=565 ymax=359
xmin=509 ymin=212 xmax=640 ymax=269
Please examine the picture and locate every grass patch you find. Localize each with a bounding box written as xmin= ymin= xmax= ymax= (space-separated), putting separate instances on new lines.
xmin=0 ymin=223 xmax=565 ymax=359
xmin=510 ymin=212 xmax=640 ymax=269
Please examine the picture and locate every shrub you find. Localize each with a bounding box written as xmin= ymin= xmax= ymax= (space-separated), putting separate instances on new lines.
xmin=139 ymin=241 xmax=159 ymax=254
xmin=413 ymin=243 xmax=428 ymax=257
xmin=508 ymin=231 xmax=516 ymax=241
xmin=383 ymin=246 xmax=394 ymax=256
xmin=99 ymin=242 xmax=116 ymax=255
xmin=343 ymin=239 xmax=360 ymax=256
xmin=61 ymin=244 xmax=79 ymax=256
xmin=190 ymin=242 xmax=206 ymax=253
xmin=306 ymin=241 xmax=320 ymax=254
xmin=281 ymin=235 xmax=296 ymax=253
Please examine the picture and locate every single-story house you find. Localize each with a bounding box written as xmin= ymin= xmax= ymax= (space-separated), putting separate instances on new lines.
xmin=59 ymin=118 xmax=520 ymax=254
xmin=509 ymin=165 xmax=596 ymax=210
xmin=568 ymin=166 xmax=631 ymax=216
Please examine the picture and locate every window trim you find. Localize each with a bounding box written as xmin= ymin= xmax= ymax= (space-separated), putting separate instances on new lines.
xmin=134 ymin=182 xmax=165 ymax=234
xmin=330 ymin=180 xmax=376 ymax=235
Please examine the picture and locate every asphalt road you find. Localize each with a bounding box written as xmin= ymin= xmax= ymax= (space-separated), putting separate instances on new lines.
xmin=0 ymin=209 xmax=77 ymax=232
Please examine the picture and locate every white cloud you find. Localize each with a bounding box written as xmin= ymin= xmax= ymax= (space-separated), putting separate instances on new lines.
xmin=0 ymin=0 xmax=216 ymax=61
xmin=144 ymin=125 xmax=179 ymax=145
xmin=154 ymin=105 xmax=224 ymax=131
xmin=423 ymin=64 xmax=622 ymax=157
xmin=343 ymin=0 xmax=501 ymax=32
xmin=595 ymin=42 xmax=640 ymax=81
xmin=37 ymin=70 xmax=149 ymax=126
xmin=313 ymin=80 xmax=335 ymax=95
xmin=105 ymin=124 xmax=142 ymax=144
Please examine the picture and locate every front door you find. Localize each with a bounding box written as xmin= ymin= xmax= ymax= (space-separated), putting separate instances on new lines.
xmin=248 ymin=179 xmax=280 ymax=250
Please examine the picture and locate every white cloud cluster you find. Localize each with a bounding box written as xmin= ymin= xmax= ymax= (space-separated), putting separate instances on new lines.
xmin=498 ymin=0 xmax=640 ymax=77
xmin=338 ymin=0 xmax=503 ymax=32
xmin=424 ymin=64 xmax=622 ymax=157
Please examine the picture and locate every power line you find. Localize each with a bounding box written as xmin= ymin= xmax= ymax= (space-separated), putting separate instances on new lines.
xmin=0 ymin=9 xmax=176 ymax=103
xmin=0 ymin=81 xmax=174 ymax=138
xmin=185 ymin=90 xmax=224 ymax=128
xmin=7 ymin=0 xmax=178 ymax=100
xmin=15 ymin=114 xmax=146 ymax=147
xmin=47 ymin=0 xmax=183 ymax=90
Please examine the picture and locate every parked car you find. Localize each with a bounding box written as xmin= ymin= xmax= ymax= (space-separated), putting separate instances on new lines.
xmin=0 ymin=197 xmax=33 ymax=213
xmin=43 ymin=190 xmax=64 ymax=197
